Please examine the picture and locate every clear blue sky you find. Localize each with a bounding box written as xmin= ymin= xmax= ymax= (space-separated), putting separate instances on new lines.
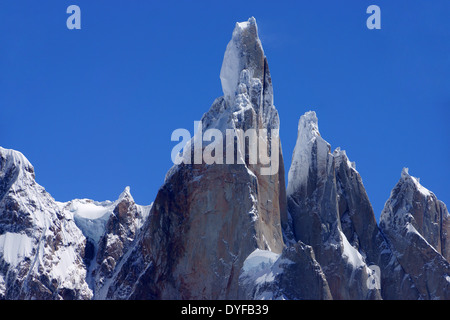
xmin=1 ymin=1 xmax=449 ymax=220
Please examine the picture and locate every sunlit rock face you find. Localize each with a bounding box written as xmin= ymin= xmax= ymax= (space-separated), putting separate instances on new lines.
xmin=105 ymin=17 xmax=287 ymax=300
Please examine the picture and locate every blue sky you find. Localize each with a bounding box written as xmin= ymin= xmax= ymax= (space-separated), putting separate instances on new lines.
xmin=1 ymin=1 xmax=449 ymax=220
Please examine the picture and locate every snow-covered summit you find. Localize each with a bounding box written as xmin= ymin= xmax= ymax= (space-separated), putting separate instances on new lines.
xmin=118 ymin=185 xmax=132 ymax=201
xmin=333 ymin=147 xmax=357 ymax=171
xmin=400 ymin=167 xmax=432 ymax=197
xmin=216 ymin=17 xmax=278 ymax=130
xmin=379 ymin=167 xmax=450 ymax=298
xmin=380 ymin=168 xmax=448 ymax=234
xmin=0 ymin=146 xmax=92 ymax=299
xmin=220 ymin=17 xmax=265 ymax=106
xmin=287 ymin=111 xmax=386 ymax=299
xmin=0 ymin=146 xmax=33 ymax=170
xmin=298 ymin=111 xmax=320 ymax=137
xmin=287 ymin=111 xmax=331 ymax=196
xmin=0 ymin=147 xmax=35 ymax=184
xmin=287 ymin=111 xmax=361 ymax=197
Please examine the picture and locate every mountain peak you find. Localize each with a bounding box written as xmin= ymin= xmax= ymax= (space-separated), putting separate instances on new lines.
xmin=236 ymin=16 xmax=256 ymax=27
xmin=333 ymin=147 xmax=357 ymax=171
xmin=118 ymin=186 xmax=133 ymax=202
xmin=234 ymin=16 xmax=257 ymax=33
xmin=220 ymin=17 xmax=265 ymax=106
xmin=380 ymin=167 xmax=450 ymax=298
xmin=287 ymin=111 xmax=330 ymax=196
xmin=400 ymin=167 xmax=432 ymax=197
xmin=298 ymin=111 xmax=320 ymax=139
xmin=0 ymin=146 xmax=35 ymax=180
xmin=401 ymin=167 xmax=410 ymax=179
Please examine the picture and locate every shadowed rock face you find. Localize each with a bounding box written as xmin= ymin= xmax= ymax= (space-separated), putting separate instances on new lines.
xmin=274 ymin=242 xmax=332 ymax=300
xmin=333 ymin=151 xmax=419 ymax=300
xmin=92 ymin=188 xmax=149 ymax=296
xmin=238 ymin=241 xmax=333 ymax=300
xmin=286 ymin=112 xmax=422 ymax=300
xmin=380 ymin=168 xmax=450 ymax=300
xmin=286 ymin=112 xmax=377 ymax=300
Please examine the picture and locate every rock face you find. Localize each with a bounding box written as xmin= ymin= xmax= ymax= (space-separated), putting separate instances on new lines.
xmin=93 ymin=188 xmax=150 ymax=295
xmin=239 ymin=243 xmax=332 ymax=300
xmin=0 ymin=146 xmax=151 ymax=300
xmin=286 ymin=112 xmax=378 ymax=299
xmin=286 ymin=112 xmax=422 ymax=300
xmin=57 ymin=187 xmax=151 ymax=298
xmin=104 ymin=17 xmax=287 ymax=300
xmin=0 ymin=147 xmax=91 ymax=299
xmin=333 ymin=149 xmax=419 ymax=300
xmin=380 ymin=168 xmax=450 ymax=299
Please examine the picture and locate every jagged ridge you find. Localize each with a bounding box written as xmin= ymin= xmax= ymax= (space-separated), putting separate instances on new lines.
xmin=0 ymin=17 xmax=449 ymax=300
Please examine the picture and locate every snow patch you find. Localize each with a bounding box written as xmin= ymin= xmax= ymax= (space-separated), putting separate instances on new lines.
xmin=0 ymin=232 xmax=33 ymax=266
xmin=237 ymin=21 xmax=250 ymax=29
xmin=60 ymin=187 xmax=150 ymax=246
xmin=70 ymin=200 xmax=111 ymax=220
xmin=220 ymin=30 xmax=243 ymax=104
xmin=241 ymin=249 xmax=282 ymax=285
xmin=65 ymin=199 xmax=112 ymax=244
xmin=242 ymin=249 xmax=280 ymax=275
xmin=340 ymin=231 xmax=366 ymax=268
xmin=220 ymin=17 xmax=261 ymax=106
